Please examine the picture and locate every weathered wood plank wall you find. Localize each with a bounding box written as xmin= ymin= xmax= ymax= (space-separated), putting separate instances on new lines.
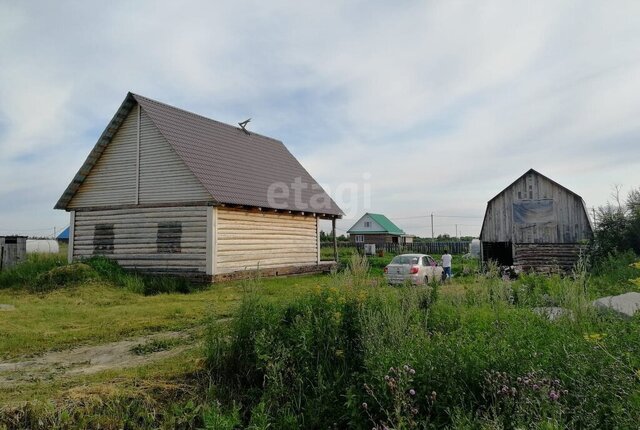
xmin=216 ymin=208 xmax=318 ymax=274
xmin=0 ymin=236 xmax=27 ymax=270
xmin=481 ymin=171 xmax=592 ymax=244
xmin=73 ymin=206 xmax=208 ymax=274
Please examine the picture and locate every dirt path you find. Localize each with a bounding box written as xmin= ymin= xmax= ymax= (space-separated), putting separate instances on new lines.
xmin=0 ymin=330 xmax=196 ymax=386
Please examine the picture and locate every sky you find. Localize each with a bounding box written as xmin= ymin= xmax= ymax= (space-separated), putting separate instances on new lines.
xmin=1 ymin=0 xmax=640 ymax=238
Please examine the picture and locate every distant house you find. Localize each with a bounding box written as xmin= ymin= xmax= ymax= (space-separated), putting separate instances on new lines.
xmin=55 ymin=92 xmax=343 ymax=281
xmin=347 ymin=213 xmax=413 ymax=247
xmin=479 ymin=169 xmax=593 ymax=272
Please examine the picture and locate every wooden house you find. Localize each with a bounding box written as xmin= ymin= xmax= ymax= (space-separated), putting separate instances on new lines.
xmin=479 ymin=169 xmax=593 ymax=272
xmin=55 ymin=93 xmax=343 ymax=281
xmin=347 ymin=213 xmax=413 ymax=247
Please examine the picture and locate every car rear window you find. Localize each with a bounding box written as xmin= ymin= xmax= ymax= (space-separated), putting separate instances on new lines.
xmin=390 ymin=256 xmax=419 ymax=265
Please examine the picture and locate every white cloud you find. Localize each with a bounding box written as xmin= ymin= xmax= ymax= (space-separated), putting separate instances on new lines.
xmin=1 ymin=0 xmax=640 ymax=237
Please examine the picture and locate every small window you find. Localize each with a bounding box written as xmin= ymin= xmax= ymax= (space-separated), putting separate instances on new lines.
xmin=422 ymin=257 xmax=429 ymax=266
xmin=518 ymin=191 xmax=522 ymax=199
xmin=93 ymin=223 xmax=114 ymax=255
xmin=355 ymin=235 xmax=364 ymax=243
xmin=157 ymin=222 xmax=182 ymax=253
xmin=529 ymin=191 xmax=533 ymax=199
xmin=364 ymin=221 xmax=371 ymax=228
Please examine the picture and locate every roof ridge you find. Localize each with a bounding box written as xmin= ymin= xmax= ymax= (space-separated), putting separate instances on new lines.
xmin=131 ymin=93 xmax=284 ymax=145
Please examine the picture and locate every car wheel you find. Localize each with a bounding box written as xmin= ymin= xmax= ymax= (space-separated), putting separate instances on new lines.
xmin=424 ymin=275 xmax=429 ymax=285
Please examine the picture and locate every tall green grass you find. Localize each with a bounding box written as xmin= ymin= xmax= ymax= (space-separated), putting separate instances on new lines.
xmin=204 ymin=254 xmax=640 ymax=429
xmin=0 ymin=253 xmax=67 ymax=289
xmin=0 ymin=254 xmax=196 ymax=295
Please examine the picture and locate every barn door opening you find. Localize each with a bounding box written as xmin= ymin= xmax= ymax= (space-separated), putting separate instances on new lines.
xmin=482 ymin=242 xmax=513 ymax=266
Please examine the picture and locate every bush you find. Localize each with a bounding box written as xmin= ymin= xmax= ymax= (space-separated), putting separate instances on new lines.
xmin=0 ymin=253 xmax=66 ymax=289
xmin=84 ymin=256 xmax=196 ymax=295
xmin=31 ymin=263 xmax=97 ymax=293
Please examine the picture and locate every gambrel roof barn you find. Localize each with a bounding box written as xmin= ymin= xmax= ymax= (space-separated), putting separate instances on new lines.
xmin=479 ymin=169 xmax=593 ymax=272
xmin=56 ymin=93 xmax=342 ymax=281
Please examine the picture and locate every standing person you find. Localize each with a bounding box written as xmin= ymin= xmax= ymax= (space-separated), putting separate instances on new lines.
xmin=441 ymin=250 xmax=452 ymax=280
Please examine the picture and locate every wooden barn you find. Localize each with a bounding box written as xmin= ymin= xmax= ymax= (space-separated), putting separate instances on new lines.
xmin=55 ymin=93 xmax=343 ymax=281
xmin=479 ymin=169 xmax=593 ymax=272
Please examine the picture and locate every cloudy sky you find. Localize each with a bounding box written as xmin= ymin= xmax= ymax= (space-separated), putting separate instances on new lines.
xmin=1 ymin=1 xmax=639 ymax=238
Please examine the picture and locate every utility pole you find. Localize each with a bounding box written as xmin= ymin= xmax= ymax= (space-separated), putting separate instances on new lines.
xmin=455 ymin=224 xmax=458 ymax=239
xmin=430 ymin=213 xmax=434 ymax=241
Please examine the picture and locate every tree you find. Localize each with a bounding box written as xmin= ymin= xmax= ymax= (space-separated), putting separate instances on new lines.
xmin=625 ymin=188 xmax=640 ymax=253
xmin=593 ymin=186 xmax=640 ymax=258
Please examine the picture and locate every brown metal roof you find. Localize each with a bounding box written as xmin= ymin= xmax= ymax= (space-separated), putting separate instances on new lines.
xmin=56 ymin=93 xmax=343 ymax=216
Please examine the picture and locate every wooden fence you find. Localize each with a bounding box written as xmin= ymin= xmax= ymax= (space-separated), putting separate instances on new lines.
xmin=321 ymin=241 xmax=471 ymax=255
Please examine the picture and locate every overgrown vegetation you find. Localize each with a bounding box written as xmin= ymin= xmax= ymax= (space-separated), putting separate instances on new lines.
xmin=591 ymin=186 xmax=640 ymax=260
xmin=0 ymin=253 xmax=67 ymax=290
xmin=2 ymin=250 xmax=639 ymax=429
xmin=203 ymin=254 xmax=640 ymax=429
xmin=0 ymin=254 xmax=196 ymax=295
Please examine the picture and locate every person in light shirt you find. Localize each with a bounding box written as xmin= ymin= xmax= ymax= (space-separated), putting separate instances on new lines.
xmin=441 ymin=250 xmax=452 ymax=280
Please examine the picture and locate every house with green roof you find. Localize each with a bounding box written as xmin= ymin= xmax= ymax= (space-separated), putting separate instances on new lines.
xmin=347 ymin=213 xmax=414 ymax=247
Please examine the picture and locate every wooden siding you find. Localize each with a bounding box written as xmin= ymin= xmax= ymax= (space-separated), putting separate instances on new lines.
xmin=68 ymin=104 xmax=213 ymax=209
xmin=480 ymin=172 xmax=592 ymax=244
xmin=72 ymin=206 xmax=207 ymax=274
xmin=138 ymin=109 xmax=212 ymax=204
xmin=349 ymin=234 xmax=394 ymax=247
xmin=349 ymin=214 xmax=384 ymax=233
xmin=68 ymin=108 xmax=138 ymax=208
xmin=216 ymin=208 xmax=318 ymax=274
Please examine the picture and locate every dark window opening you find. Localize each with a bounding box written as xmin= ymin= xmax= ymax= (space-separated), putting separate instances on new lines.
xmin=93 ymin=224 xmax=114 ymax=254
xmin=482 ymin=242 xmax=513 ymax=266
xmin=157 ymin=222 xmax=182 ymax=253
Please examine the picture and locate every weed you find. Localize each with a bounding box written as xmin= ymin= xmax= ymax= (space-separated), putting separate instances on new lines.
xmin=30 ymin=263 xmax=97 ymax=293
xmin=202 ymin=256 xmax=640 ymax=429
xmin=130 ymin=338 xmax=182 ymax=356
xmin=0 ymin=253 xmax=66 ymax=289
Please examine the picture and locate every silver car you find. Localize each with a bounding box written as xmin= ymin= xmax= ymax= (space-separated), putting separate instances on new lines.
xmin=384 ymin=254 xmax=444 ymax=285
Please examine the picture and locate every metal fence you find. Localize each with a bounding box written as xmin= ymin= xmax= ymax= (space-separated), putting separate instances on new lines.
xmin=321 ymin=241 xmax=471 ymax=255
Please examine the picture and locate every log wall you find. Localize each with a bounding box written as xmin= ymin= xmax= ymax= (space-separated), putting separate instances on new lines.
xmin=514 ymin=243 xmax=586 ymax=273
xmin=72 ymin=206 xmax=208 ymax=275
xmin=215 ymin=208 xmax=319 ymax=274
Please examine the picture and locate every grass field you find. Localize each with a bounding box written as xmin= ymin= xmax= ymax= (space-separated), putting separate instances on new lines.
xmin=1 ymin=249 xmax=639 ymax=428
xmin=0 ymin=274 xmax=325 ymax=360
